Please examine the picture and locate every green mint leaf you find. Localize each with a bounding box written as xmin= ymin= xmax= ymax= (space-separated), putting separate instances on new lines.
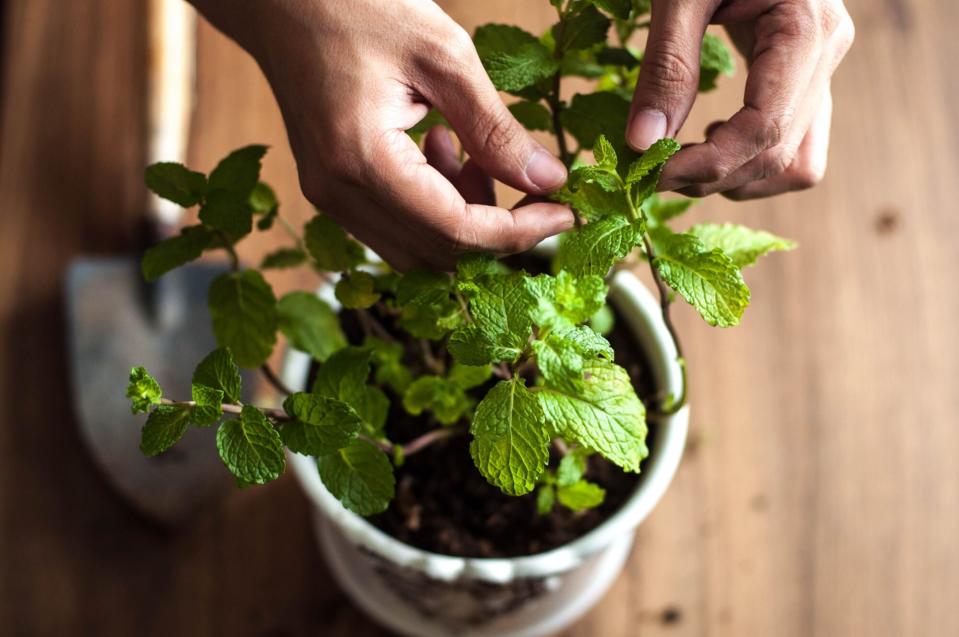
xmin=556 ymin=450 xmax=588 ymax=487
xmin=508 ymin=101 xmax=552 ymax=131
xmin=189 ymin=384 xmax=224 ymax=427
xmin=596 ymin=46 xmax=640 ymax=67
xmin=127 ymin=366 xmax=162 ymax=414
xmin=456 ymin=252 xmax=505 ymax=281
xmin=448 ymin=326 xmax=514 ymax=366
xmin=554 ymin=179 xmax=631 ymax=221
xmin=561 ymin=48 xmax=606 ymax=79
xmin=367 ymin=337 xmax=413 ymax=395
xmin=304 ymin=214 xmax=366 ymax=272
xmin=448 ymin=363 xmax=493 ymax=389
xmin=208 ymin=145 xmax=267 ymax=195
xmin=144 ymin=162 xmax=207 ymax=207
xmin=553 ymin=271 xmax=608 ymax=324
xmin=561 ymin=92 xmax=630 ymax=151
xmin=651 ymin=227 xmax=751 ymax=327
xmin=557 ymin=214 xmax=638 ymax=277
xmin=249 ymin=181 xmax=277 ymax=214
xmin=192 ymin=347 xmax=242 ymax=404
xmin=208 ymin=270 xmax=278 ymax=367
xmin=199 ymin=188 xmax=253 ymax=237
xmin=403 ymin=376 xmax=474 ymax=425
xmin=642 ymin=193 xmax=695 ymax=226
xmin=568 ymin=164 xmax=622 ymax=193
xmin=470 ymin=378 xmax=550 ymax=496
xmin=687 ymin=223 xmax=796 ymax=268
xmin=454 ymin=272 xmax=538 ymax=364
xmin=536 ymin=484 xmax=556 ymax=515
xmin=401 ymin=364 xmax=488 ymax=425
xmin=396 ymin=269 xmax=459 ymax=338
xmin=261 ymin=247 xmax=307 ymax=269
xmin=625 ymin=138 xmax=681 ymax=185
xmin=281 ymin=393 xmax=361 ymax=456
xmin=632 ymin=0 xmax=652 ymax=16
xmin=538 ymin=358 xmax=647 ymax=472
xmin=276 ymin=291 xmax=346 ymax=363
xmin=552 ymin=321 xmax=614 ymax=358
xmin=335 ymin=271 xmax=381 ymax=309
xmin=589 ymin=304 xmax=615 ymax=335
xmin=474 ymin=24 xmax=559 ymax=92
xmin=553 ymin=5 xmax=610 ymax=52
xmin=316 ymin=439 xmax=395 ymax=516
xmin=532 ymin=337 xmax=584 ymax=393
xmin=592 ymin=0 xmax=632 ymax=20
xmin=141 ymin=225 xmax=214 ymax=282
xmin=557 ymin=480 xmax=606 ymax=511
xmin=532 ymin=321 xmax=612 ymax=393
xmin=256 ymin=208 xmax=278 ymax=231
xmin=699 ymin=33 xmax=735 ymax=92
xmin=313 ymin=347 xmax=388 ymax=437
xmin=593 ymin=134 xmax=618 ymax=170
xmin=140 ymin=404 xmax=191 ymax=456
xmin=215 ymin=405 xmax=285 ymax=484
xmin=312 ymin=346 xmax=372 ymax=399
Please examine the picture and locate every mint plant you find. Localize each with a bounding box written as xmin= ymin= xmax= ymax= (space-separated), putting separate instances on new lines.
xmin=127 ymin=0 xmax=793 ymax=518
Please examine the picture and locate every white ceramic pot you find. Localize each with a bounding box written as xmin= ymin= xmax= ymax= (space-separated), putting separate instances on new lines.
xmin=281 ymin=269 xmax=689 ymax=637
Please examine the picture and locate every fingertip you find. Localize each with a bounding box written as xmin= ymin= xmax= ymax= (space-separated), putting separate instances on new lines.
xmin=524 ymin=149 xmax=567 ymax=192
xmin=627 ymin=109 xmax=668 ymax=152
xmin=513 ymin=201 xmax=576 ymax=236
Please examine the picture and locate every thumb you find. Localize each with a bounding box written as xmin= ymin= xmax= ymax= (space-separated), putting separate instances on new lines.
xmin=414 ymin=37 xmax=567 ymax=195
xmin=627 ymin=1 xmax=714 ymax=151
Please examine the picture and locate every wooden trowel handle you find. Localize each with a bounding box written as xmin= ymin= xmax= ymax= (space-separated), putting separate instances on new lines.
xmin=146 ymin=0 xmax=197 ymax=235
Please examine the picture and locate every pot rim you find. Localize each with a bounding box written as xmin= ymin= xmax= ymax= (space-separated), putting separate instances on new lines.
xmin=283 ymin=268 xmax=689 ymax=583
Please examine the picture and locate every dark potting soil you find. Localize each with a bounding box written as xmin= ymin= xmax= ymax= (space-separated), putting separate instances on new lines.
xmin=323 ymin=261 xmax=659 ymax=559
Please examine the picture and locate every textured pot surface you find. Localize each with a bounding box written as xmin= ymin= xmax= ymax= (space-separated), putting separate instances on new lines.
xmin=283 ymin=269 xmax=689 ymax=636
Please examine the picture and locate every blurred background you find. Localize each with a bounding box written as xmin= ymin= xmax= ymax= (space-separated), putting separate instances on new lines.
xmin=0 ymin=0 xmax=957 ymax=635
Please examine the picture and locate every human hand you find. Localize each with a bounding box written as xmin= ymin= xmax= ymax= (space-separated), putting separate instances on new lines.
xmin=192 ymin=0 xmax=573 ymax=270
xmin=626 ymin=0 xmax=854 ymax=200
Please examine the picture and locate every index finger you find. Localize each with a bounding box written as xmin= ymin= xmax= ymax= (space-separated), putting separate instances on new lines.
xmin=366 ymin=129 xmax=575 ymax=259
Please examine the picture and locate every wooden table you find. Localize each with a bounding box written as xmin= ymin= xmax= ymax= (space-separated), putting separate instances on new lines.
xmin=1 ymin=1 xmax=956 ymax=634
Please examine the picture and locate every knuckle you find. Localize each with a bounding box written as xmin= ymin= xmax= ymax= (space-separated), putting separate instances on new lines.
xmin=476 ymin=107 xmax=523 ymax=163
xmin=749 ymin=107 xmax=790 ymax=151
xmin=642 ymin=42 xmax=697 ymax=93
xmin=419 ymin=26 xmax=475 ymax=77
xmin=790 ymin=160 xmax=826 ymax=190
xmin=833 ymin=13 xmax=856 ymax=54
xmin=772 ymin=1 xmax=819 ymax=40
xmin=760 ymin=147 xmax=793 ymax=180
xmin=695 ymin=140 xmax=732 ymax=182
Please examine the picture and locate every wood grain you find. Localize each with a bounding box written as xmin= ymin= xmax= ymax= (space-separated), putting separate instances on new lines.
xmin=1 ymin=0 xmax=956 ymax=635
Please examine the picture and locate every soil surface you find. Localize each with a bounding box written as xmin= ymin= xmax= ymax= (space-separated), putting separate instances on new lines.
xmin=327 ymin=263 xmax=659 ymax=559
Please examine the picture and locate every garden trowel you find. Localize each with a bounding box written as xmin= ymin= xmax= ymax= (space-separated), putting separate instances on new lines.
xmin=66 ymin=0 xmax=241 ymax=526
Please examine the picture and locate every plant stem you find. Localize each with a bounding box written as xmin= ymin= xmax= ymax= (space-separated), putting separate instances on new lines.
xmin=419 ymin=339 xmax=444 ymax=375
xmin=259 ymin=363 xmax=294 ymax=396
xmin=492 ymin=362 xmax=512 ymax=380
xmin=548 ymin=88 xmax=572 ymax=169
xmin=640 ymin=233 xmax=688 ymax=415
xmin=216 ymin=231 xmax=240 ymax=271
xmin=159 ymin=398 xmax=291 ymax=421
xmin=357 ymin=307 xmax=393 ymax=342
xmin=401 ymin=425 xmax=466 ymax=457
xmin=275 ymin=212 xmax=305 ymax=250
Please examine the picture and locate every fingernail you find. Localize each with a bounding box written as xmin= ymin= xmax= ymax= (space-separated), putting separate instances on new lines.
xmin=525 ymin=149 xmax=567 ymax=191
xmin=628 ymin=109 xmax=668 ymax=151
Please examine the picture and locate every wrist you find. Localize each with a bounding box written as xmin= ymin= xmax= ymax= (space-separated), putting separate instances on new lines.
xmin=187 ymin=0 xmax=302 ymax=71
